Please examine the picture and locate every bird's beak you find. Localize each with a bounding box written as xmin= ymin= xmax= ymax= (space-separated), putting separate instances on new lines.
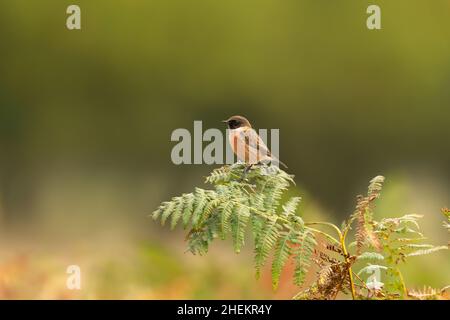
xmin=222 ymin=120 xmax=228 ymax=123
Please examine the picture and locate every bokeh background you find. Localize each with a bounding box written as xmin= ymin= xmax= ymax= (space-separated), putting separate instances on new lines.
xmin=0 ymin=1 xmax=449 ymax=299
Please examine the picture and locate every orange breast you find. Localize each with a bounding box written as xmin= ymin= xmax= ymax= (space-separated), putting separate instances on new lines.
xmin=229 ymin=130 xmax=251 ymax=163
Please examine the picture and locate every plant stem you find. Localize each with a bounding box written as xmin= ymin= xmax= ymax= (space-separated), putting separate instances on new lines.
xmin=341 ymin=230 xmax=357 ymax=300
xmin=305 ymin=222 xmax=343 ymax=239
xmin=395 ymin=267 xmax=408 ymax=298
xmin=305 ymin=226 xmax=340 ymax=245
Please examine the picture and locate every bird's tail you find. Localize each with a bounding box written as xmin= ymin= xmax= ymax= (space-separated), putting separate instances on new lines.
xmin=278 ymin=160 xmax=288 ymax=169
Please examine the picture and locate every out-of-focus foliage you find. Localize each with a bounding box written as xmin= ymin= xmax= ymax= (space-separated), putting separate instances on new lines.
xmin=0 ymin=237 xmax=283 ymax=299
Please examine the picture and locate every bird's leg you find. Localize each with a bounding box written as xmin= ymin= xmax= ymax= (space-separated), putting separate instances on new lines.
xmin=239 ymin=164 xmax=253 ymax=181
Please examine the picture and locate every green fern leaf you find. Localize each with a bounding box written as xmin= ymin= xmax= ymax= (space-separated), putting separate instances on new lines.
xmin=161 ymin=200 xmax=176 ymax=226
xmin=199 ymin=197 xmax=222 ymax=225
xmin=219 ymin=201 xmax=234 ymax=240
xmin=250 ymin=215 xmax=265 ymax=241
xmin=231 ymin=204 xmax=250 ymax=253
xmin=151 ymin=201 xmax=166 ymax=220
xmin=272 ymin=230 xmax=294 ymax=290
xmin=191 ymin=188 xmax=209 ymax=227
xmin=357 ymin=252 xmax=384 ymax=261
xmin=182 ymin=193 xmax=195 ymax=228
xmin=292 ymin=229 xmax=316 ymax=286
xmin=254 ymin=217 xmax=280 ymax=279
xmin=170 ymin=197 xmax=185 ymax=230
xmin=281 ymin=197 xmax=301 ymax=219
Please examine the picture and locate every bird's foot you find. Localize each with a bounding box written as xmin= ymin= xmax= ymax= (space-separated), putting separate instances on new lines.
xmin=239 ymin=164 xmax=254 ymax=182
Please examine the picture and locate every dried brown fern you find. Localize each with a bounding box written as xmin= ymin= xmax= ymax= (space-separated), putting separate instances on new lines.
xmin=351 ymin=176 xmax=384 ymax=254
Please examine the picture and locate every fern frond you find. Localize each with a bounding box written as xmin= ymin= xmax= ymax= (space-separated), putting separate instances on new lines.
xmin=218 ymin=201 xmax=233 ymax=240
xmin=407 ymin=286 xmax=445 ymax=300
xmin=161 ymin=201 xmax=176 ymax=226
xmin=191 ymin=188 xmax=210 ymax=227
xmin=254 ymin=217 xmax=280 ymax=279
xmin=317 ymin=266 xmax=334 ymax=287
xmin=272 ymin=230 xmax=294 ymax=289
xmin=357 ymin=252 xmax=384 ymax=261
xmin=249 ymin=192 xmax=265 ymax=211
xmin=186 ymin=214 xmax=220 ymax=255
xmin=205 ymin=166 xmax=234 ymax=184
xmin=230 ymin=203 xmax=251 ymax=253
xmin=401 ymin=244 xmax=434 ymax=249
xmin=406 ymin=245 xmax=448 ymax=257
xmin=151 ymin=201 xmax=166 ymax=221
xmin=352 ymin=176 xmax=385 ymax=253
xmin=182 ymin=193 xmax=195 ymax=228
xmin=393 ymin=226 xmax=423 ymax=236
xmin=377 ymin=214 xmax=423 ymax=230
xmin=250 ymin=214 xmax=265 ymax=241
xmin=393 ymin=237 xmax=428 ymax=243
xmin=292 ymin=229 xmax=316 ymax=286
xmin=199 ymin=197 xmax=222 ymax=225
xmin=262 ymin=179 xmax=289 ymax=211
xmin=368 ymin=175 xmax=385 ymax=199
xmin=170 ymin=197 xmax=185 ymax=230
xmin=281 ymin=197 xmax=301 ymax=219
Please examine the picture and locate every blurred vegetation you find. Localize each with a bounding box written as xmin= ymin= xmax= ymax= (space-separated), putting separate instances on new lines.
xmin=0 ymin=1 xmax=449 ymax=299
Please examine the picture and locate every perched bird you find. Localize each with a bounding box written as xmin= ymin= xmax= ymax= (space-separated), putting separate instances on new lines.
xmin=223 ymin=115 xmax=287 ymax=169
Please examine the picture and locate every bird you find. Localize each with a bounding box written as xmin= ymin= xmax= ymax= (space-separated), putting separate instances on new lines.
xmin=222 ymin=115 xmax=287 ymax=170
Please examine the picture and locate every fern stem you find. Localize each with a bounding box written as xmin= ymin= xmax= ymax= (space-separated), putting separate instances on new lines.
xmin=233 ymin=201 xmax=291 ymax=225
xmin=341 ymin=228 xmax=357 ymax=300
xmin=304 ymin=226 xmax=340 ymax=245
xmin=237 ymin=203 xmax=341 ymax=246
xmin=352 ymin=270 xmax=369 ymax=290
xmin=395 ymin=267 xmax=408 ymax=298
xmin=305 ymin=221 xmax=342 ymax=239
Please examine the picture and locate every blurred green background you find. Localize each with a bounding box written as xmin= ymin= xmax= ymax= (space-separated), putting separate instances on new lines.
xmin=0 ymin=1 xmax=449 ymax=299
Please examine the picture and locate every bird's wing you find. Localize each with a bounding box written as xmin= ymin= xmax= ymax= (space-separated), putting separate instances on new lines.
xmin=240 ymin=128 xmax=271 ymax=157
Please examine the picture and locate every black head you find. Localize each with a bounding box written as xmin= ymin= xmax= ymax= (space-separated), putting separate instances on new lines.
xmin=222 ymin=115 xmax=252 ymax=129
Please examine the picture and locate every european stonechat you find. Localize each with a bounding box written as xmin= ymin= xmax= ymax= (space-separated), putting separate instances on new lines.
xmin=223 ymin=115 xmax=287 ymax=169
